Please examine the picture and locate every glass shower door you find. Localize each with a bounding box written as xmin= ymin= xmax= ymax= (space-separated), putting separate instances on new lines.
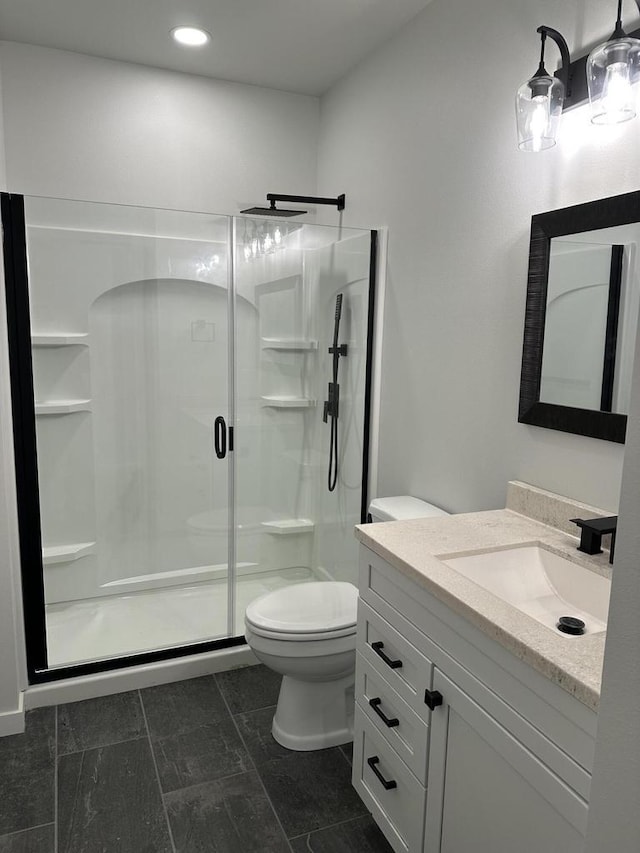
xmin=233 ymin=216 xmax=374 ymax=612
xmin=13 ymin=195 xmax=234 ymax=669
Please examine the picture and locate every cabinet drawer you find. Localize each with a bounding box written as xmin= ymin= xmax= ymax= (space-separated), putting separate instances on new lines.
xmin=358 ymin=600 xmax=433 ymax=723
xmin=353 ymin=705 xmax=425 ymax=853
xmin=356 ymin=653 xmax=429 ymax=784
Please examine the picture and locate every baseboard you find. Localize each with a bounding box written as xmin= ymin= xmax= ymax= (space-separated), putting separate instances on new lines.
xmin=0 ymin=692 xmax=25 ymax=736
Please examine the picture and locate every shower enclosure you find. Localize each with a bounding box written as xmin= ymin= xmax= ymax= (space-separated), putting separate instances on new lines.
xmin=2 ymin=194 xmax=376 ymax=682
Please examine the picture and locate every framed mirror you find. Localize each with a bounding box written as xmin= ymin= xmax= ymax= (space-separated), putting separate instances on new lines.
xmin=519 ymin=191 xmax=640 ymax=444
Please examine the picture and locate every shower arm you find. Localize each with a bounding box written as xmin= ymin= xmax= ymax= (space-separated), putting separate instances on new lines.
xmin=266 ymin=193 xmax=345 ymax=211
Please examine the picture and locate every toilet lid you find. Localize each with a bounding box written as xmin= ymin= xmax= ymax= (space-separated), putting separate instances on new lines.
xmin=245 ymin=582 xmax=358 ymax=635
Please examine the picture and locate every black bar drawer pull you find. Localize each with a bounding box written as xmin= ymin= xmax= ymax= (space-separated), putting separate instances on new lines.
xmin=371 ymin=641 xmax=402 ymax=669
xmin=424 ymin=689 xmax=443 ymax=711
xmin=367 ymin=756 xmax=397 ymax=790
xmin=369 ymin=697 xmax=399 ymax=728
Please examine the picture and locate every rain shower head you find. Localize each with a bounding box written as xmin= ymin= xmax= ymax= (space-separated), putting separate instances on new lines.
xmin=240 ymin=192 xmax=345 ymax=218
xmin=240 ymin=203 xmax=306 ymax=217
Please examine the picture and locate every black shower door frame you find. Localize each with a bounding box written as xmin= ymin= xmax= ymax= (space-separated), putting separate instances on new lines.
xmin=1 ymin=192 xmax=378 ymax=684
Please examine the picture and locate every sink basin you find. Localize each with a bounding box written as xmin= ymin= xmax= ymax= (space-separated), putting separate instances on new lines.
xmin=441 ymin=545 xmax=610 ymax=636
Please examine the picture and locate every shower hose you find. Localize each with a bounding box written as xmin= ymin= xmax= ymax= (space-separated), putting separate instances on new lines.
xmin=328 ymin=362 xmax=339 ymax=492
xmin=327 ymin=293 xmax=344 ymax=493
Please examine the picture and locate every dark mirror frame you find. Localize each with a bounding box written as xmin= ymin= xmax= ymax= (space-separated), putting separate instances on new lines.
xmin=518 ymin=190 xmax=640 ymax=445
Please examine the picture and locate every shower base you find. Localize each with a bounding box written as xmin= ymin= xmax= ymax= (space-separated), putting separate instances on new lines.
xmin=45 ymin=566 xmax=313 ymax=668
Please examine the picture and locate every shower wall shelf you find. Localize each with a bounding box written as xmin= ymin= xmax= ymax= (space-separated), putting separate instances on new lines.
xmin=31 ymin=333 xmax=89 ymax=347
xmin=261 ymin=338 xmax=318 ymax=351
xmin=42 ymin=541 xmax=96 ymax=565
xmin=35 ymin=400 xmax=92 ymax=415
xmin=261 ymin=519 xmax=315 ymax=535
xmin=260 ymin=396 xmax=316 ymax=408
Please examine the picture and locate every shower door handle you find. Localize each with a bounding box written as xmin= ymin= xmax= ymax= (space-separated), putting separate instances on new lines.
xmin=214 ymin=416 xmax=227 ymax=459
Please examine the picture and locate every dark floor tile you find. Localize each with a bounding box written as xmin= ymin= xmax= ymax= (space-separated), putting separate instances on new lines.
xmin=0 ymin=708 xmax=55 ymax=835
xmin=0 ymin=824 xmax=55 ymax=853
xmin=340 ymin=742 xmax=353 ymax=765
xmin=58 ymin=738 xmax=172 ymax=853
xmin=291 ymin=815 xmax=393 ymax=853
xmin=234 ymin=706 xmax=291 ymax=765
xmin=141 ymin=676 xmax=229 ymax=739
xmin=165 ymin=771 xmax=290 ymax=853
xmin=290 ymin=816 xmax=393 ymax=852
xmin=58 ymin=691 xmax=145 ymax=755
xmin=216 ymin=665 xmax=282 ymax=714
xmin=258 ymin=748 xmax=367 ymax=838
xmin=153 ymin=715 xmax=251 ymax=793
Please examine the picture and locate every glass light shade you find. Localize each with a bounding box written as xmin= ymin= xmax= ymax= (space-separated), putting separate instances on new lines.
xmin=516 ymin=75 xmax=565 ymax=152
xmin=587 ymin=36 xmax=640 ymax=124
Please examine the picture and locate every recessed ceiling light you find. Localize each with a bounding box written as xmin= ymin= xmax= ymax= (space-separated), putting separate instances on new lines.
xmin=171 ymin=26 xmax=210 ymax=47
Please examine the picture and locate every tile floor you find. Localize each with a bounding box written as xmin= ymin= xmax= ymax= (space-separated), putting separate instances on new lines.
xmin=0 ymin=664 xmax=393 ymax=853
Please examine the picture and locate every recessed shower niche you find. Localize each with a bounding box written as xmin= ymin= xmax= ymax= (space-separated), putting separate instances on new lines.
xmin=2 ymin=194 xmax=377 ymax=679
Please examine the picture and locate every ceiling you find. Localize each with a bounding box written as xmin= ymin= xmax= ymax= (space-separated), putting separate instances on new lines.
xmin=0 ymin=0 xmax=432 ymax=96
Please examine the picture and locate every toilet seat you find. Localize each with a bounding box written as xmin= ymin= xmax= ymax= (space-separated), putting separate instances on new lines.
xmin=244 ymin=581 xmax=358 ymax=641
xmin=245 ymin=623 xmax=356 ymax=642
xmin=244 ymin=622 xmax=356 ymax=658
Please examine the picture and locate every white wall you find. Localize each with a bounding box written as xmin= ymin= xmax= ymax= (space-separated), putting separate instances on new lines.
xmin=0 ymin=41 xmax=319 ymax=213
xmin=317 ymin=0 xmax=640 ymax=513
xmin=0 ymin=61 xmax=27 ymax=733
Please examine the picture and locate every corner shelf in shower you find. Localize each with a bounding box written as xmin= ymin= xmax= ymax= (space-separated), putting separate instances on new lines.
xmin=260 ymin=396 xmax=316 ymax=408
xmin=261 ymin=519 xmax=315 ymax=535
xmin=261 ymin=338 xmax=318 ymax=351
xmin=35 ymin=400 xmax=92 ymax=415
xmin=42 ymin=541 xmax=96 ymax=565
xmin=31 ymin=333 xmax=89 ymax=347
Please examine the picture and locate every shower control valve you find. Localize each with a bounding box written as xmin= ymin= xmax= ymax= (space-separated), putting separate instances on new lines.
xmin=323 ymin=382 xmax=340 ymax=422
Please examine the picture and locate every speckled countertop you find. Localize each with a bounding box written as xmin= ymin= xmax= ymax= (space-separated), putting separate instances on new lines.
xmin=355 ymin=509 xmax=612 ymax=712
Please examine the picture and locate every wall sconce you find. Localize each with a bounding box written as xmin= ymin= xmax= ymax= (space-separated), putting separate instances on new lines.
xmin=588 ymin=0 xmax=640 ymax=124
xmin=517 ymin=0 xmax=640 ymax=150
xmin=516 ymin=27 xmax=570 ymax=151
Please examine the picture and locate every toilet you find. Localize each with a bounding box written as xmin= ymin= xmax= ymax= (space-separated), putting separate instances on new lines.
xmin=244 ymin=496 xmax=449 ymax=751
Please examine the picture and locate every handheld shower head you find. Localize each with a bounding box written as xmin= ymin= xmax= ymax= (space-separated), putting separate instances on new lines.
xmin=334 ymin=293 xmax=343 ymax=324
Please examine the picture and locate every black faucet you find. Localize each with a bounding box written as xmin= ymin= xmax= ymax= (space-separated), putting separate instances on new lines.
xmin=570 ymin=516 xmax=618 ymax=564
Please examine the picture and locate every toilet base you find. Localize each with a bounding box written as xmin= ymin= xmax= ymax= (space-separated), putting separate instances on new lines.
xmin=271 ymin=673 xmax=355 ymax=751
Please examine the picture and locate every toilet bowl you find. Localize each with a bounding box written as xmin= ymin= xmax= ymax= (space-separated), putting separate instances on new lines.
xmin=244 ymin=496 xmax=449 ymax=752
xmin=245 ymin=581 xmax=358 ymax=751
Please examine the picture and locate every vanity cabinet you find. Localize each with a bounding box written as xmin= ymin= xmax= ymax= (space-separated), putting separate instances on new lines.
xmin=352 ymin=546 xmax=596 ymax=853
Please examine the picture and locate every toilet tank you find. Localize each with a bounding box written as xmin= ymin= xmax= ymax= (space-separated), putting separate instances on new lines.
xmin=368 ymin=495 xmax=449 ymax=523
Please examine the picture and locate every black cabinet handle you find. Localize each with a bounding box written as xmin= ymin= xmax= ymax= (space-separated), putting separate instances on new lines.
xmin=369 ymin=697 xmax=399 ymax=728
xmin=367 ymin=756 xmax=397 ymax=790
xmin=424 ymin=689 xmax=443 ymax=710
xmin=371 ymin=641 xmax=402 ymax=669
xmin=214 ymin=416 xmax=227 ymax=459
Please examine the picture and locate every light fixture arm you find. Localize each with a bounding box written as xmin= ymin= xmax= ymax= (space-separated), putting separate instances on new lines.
xmin=612 ymin=0 xmax=640 ymax=38
xmin=536 ymin=26 xmax=571 ymax=92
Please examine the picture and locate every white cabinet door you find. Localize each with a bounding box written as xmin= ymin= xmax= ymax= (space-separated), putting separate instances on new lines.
xmin=425 ymin=671 xmax=588 ymax=853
